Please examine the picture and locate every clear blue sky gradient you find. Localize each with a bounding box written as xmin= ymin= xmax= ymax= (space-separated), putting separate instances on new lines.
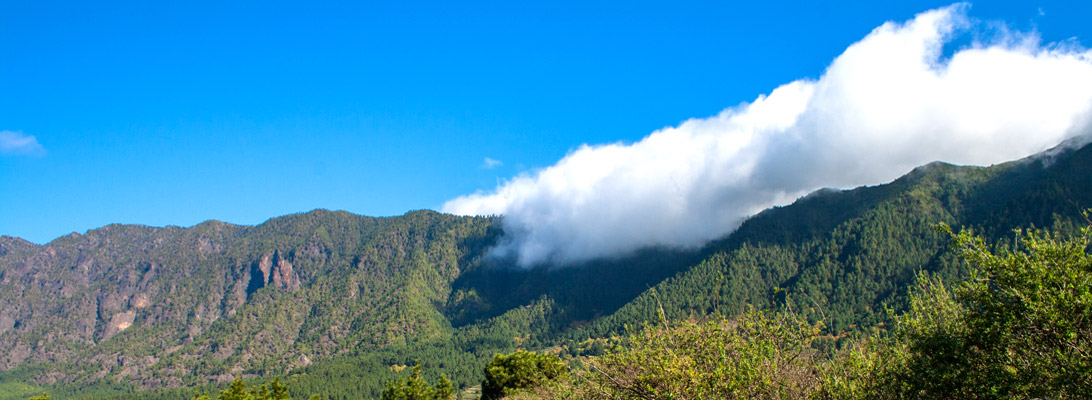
xmin=2 ymin=1 xmax=1090 ymax=244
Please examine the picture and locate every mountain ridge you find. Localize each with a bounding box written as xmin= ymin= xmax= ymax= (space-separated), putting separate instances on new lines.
xmin=3 ymin=142 xmax=1092 ymax=398
xmin=0 ymin=209 xmax=498 ymax=388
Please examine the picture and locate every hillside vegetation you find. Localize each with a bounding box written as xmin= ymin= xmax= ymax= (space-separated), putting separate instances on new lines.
xmin=2 ymin=142 xmax=1092 ymax=398
xmin=506 ymin=222 xmax=1091 ymax=399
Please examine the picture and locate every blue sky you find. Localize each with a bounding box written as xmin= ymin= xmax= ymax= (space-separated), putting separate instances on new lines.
xmin=2 ymin=1 xmax=1090 ymax=244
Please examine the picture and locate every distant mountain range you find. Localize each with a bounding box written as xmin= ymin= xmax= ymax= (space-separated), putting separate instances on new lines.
xmin=3 ymin=141 xmax=1091 ymax=399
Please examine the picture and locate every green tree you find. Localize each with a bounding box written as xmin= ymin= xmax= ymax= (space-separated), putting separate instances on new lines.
xmin=481 ymin=350 xmax=568 ymax=400
xmin=433 ymin=374 xmax=454 ymax=400
xmin=250 ymin=383 xmax=270 ymax=400
xmin=821 ymin=223 xmax=1092 ymax=399
xmin=220 ymin=379 xmax=253 ymax=400
xmin=270 ymin=377 xmax=291 ymax=400
xmin=888 ymin=224 xmax=1092 ymax=398
xmin=381 ymin=362 xmax=454 ymax=400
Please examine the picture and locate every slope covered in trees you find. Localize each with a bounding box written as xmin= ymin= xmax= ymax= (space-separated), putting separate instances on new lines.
xmin=575 ymin=142 xmax=1092 ymax=340
xmin=0 ymin=210 xmax=499 ymax=395
xmin=0 ymin=209 xmax=697 ymax=398
xmin=515 ymin=221 xmax=1092 ymax=399
xmin=2 ymin=141 xmax=1092 ymax=399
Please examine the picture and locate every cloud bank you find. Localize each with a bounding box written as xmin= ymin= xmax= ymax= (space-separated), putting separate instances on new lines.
xmin=443 ymin=4 xmax=1092 ymax=267
xmin=0 ymin=131 xmax=45 ymax=156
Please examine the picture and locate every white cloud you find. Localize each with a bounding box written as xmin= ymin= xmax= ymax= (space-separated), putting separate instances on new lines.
xmin=482 ymin=157 xmax=503 ymax=169
xmin=0 ymin=131 xmax=45 ymax=156
xmin=443 ymin=4 xmax=1092 ymax=267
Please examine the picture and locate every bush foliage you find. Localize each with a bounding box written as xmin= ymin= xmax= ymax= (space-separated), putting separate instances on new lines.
xmin=481 ymin=351 xmax=568 ymax=400
xmin=480 ymin=223 xmax=1092 ymax=399
xmin=877 ymin=224 xmax=1092 ymax=398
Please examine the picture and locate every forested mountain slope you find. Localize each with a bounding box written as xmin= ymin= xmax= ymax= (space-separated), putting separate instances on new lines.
xmin=578 ymin=141 xmax=1092 ymax=339
xmin=2 ymin=141 xmax=1091 ymax=399
xmin=0 ymin=210 xmax=498 ymax=388
xmin=0 ymin=210 xmax=697 ymax=398
xmin=280 ymin=140 xmax=1092 ymax=399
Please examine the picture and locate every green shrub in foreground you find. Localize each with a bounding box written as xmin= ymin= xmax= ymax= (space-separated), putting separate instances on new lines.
xmin=481 ymin=351 xmax=568 ymax=400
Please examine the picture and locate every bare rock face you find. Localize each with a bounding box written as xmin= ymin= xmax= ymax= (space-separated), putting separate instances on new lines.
xmin=250 ymin=251 xmax=301 ymax=293
xmin=103 ymin=311 xmax=137 ymax=341
xmin=0 ymin=312 xmax=14 ymax=336
xmin=130 ymin=293 xmax=150 ymax=309
xmin=257 ymin=253 xmax=274 ymax=282
xmin=270 ymin=251 xmax=300 ymax=291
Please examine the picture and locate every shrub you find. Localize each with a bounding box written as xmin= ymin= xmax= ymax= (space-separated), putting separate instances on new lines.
xmin=578 ymin=310 xmax=824 ymax=399
xmin=882 ymin=225 xmax=1092 ymax=398
xmin=481 ymin=351 xmax=568 ymax=400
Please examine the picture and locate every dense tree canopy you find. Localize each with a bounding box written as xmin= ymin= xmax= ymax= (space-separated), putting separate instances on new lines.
xmin=480 ymin=351 xmax=567 ymax=400
xmin=494 ymin=221 xmax=1092 ymax=399
xmin=8 ymin=143 xmax=1092 ymax=399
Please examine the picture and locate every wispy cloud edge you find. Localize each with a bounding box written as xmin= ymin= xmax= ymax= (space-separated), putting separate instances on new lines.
xmin=482 ymin=157 xmax=503 ymax=169
xmin=0 ymin=131 xmax=46 ymax=156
